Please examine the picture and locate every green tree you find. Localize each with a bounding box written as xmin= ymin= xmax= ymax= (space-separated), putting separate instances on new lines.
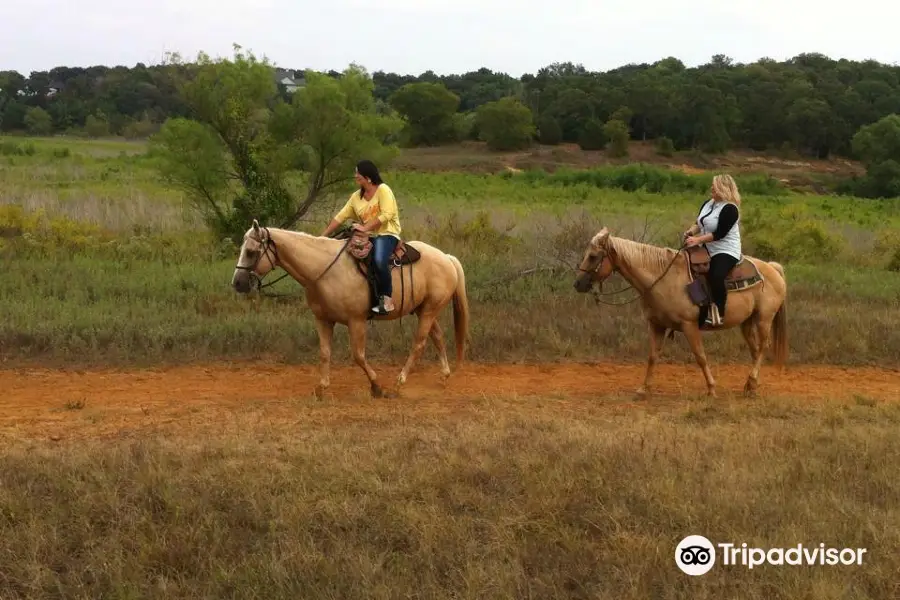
xmin=537 ymin=116 xmax=562 ymax=145
xmin=603 ymin=119 xmax=630 ymax=157
xmin=577 ymin=118 xmax=606 ymax=150
xmin=474 ymin=97 xmax=535 ymax=151
xmin=24 ymin=106 xmax=53 ymax=135
xmin=388 ymin=82 xmax=460 ymax=146
xmin=150 ymin=46 xmax=402 ymax=241
xmin=851 ymin=114 xmax=900 ymax=165
xmin=84 ymin=111 xmax=110 ymax=137
xmin=655 ymin=136 xmax=675 ymax=156
xmin=849 ymin=114 xmax=900 ymax=197
xmin=269 ymin=65 xmax=404 ymax=224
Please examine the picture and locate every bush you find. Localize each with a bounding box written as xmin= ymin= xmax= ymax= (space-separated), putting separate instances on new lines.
xmin=577 ymin=119 xmax=606 ymax=151
xmin=501 ymin=163 xmax=785 ymax=196
xmin=453 ymin=112 xmax=477 ymax=142
xmin=603 ymin=119 xmax=630 ymax=157
xmin=538 ymin=117 xmax=562 ymax=145
xmin=85 ymin=113 xmax=110 ymax=138
xmin=655 ymin=136 xmax=675 ymax=157
xmin=475 ymin=97 xmax=535 ymax=151
xmin=740 ymin=204 xmax=846 ymax=263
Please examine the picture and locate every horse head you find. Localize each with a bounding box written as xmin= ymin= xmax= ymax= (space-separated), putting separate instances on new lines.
xmin=574 ymin=227 xmax=614 ymax=293
xmin=232 ymin=219 xmax=279 ymax=294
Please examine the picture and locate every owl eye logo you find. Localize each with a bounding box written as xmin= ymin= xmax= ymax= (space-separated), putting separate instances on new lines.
xmin=680 ymin=545 xmax=712 ymax=565
xmin=675 ymin=535 xmax=716 ymax=575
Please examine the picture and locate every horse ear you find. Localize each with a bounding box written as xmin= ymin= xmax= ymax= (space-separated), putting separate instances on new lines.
xmin=252 ymin=219 xmax=260 ymax=233
xmin=591 ymin=227 xmax=610 ymax=251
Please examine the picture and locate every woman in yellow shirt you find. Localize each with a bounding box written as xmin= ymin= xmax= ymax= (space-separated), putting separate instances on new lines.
xmin=321 ymin=160 xmax=402 ymax=315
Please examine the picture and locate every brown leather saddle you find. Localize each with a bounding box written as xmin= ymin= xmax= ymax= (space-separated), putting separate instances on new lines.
xmin=685 ymin=245 xmax=763 ymax=307
xmin=335 ymin=227 xmax=422 ymax=317
xmin=346 ymin=229 xmax=421 ymax=267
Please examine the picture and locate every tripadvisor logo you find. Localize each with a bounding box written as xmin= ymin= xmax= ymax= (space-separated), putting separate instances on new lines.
xmin=676 ymin=535 xmax=716 ymax=576
xmin=675 ymin=535 xmax=867 ymax=575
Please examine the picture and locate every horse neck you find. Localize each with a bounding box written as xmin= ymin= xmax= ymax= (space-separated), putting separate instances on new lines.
xmin=269 ymin=229 xmax=344 ymax=286
xmin=608 ymin=236 xmax=681 ymax=294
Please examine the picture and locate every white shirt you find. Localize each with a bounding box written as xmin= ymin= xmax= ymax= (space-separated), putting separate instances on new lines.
xmin=697 ymin=199 xmax=742 ymax=260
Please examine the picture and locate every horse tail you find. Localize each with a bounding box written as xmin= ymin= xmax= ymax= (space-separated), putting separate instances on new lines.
xmin=769 ymin=261 xmax=788 ymax=368
xmin=448 ymin=254 xmax=470 ymax=364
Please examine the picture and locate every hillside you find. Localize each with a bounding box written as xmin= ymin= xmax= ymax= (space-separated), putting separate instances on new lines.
xmin=393 ymin=140 xmax=865 ymax=193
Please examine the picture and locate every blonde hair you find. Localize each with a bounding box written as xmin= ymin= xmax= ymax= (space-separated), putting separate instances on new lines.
xmin=711 ymin=173 xmax=741 ymax=206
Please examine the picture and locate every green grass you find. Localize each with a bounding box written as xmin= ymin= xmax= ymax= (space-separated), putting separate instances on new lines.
xmin=1 ymin=394 xmax=898 ymax=598
xmin=1 ymin=136 xmax=899 ymax=600
xmin=0 ymin=135 xmax=899 ymax=368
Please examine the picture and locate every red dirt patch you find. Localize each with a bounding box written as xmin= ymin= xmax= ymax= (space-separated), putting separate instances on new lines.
xmin=392 ymin=141 xmax=865 ymax=184
xmin=2 ymin=362 xmax=897 ymax=442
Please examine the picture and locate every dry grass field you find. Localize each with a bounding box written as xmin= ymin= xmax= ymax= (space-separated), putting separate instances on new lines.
xmin=1 ymin=134 xmax=899 ymax=598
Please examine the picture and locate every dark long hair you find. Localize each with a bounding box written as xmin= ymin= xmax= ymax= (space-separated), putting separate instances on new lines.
xmin=356 ymin=160 xmax=383 ymax=197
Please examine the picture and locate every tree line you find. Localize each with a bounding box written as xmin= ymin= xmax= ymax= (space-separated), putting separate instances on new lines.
xmin=2 ymin=48 xmax=899 ymax=200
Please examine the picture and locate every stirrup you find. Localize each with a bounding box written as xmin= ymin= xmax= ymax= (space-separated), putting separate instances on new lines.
xmin=371 ymin=298 xmax=394 ymax=315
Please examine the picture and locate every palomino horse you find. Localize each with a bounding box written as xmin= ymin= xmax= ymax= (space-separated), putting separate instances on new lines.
xmin=573 ymin=227 xmax=788 ymax=398
xmin=231 ymin=220 xmax=470 ymax=399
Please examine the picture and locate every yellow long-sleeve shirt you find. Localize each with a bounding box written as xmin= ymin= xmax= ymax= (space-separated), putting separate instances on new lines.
xmin=332 ymin=183 xmax=401 ymax=238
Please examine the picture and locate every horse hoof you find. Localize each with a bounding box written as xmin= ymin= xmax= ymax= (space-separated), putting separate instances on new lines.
xmin=314 ymin=384 xmax=327 ymax=400
xmin=743 ymin=382 xmax=758 ymax=398
xmin=370 ymin=383 xmax=384 ymax=399
xmin=634 ymin=389 xmax=649 ymax=401
xmin=396 ymin=374 xmax=407 ymax=387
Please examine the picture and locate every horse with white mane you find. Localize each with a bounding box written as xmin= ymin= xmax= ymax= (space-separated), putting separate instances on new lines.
xmin=574 ymin=227 xmax=788 ymax=398
xmin=232 ymin=219 xmax=470 ymax=399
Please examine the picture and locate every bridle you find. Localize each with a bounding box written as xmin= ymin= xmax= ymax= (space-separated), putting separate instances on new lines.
xmin=234 ymin=228 xmax=282 ymax=292
xmin=234 ymin=227 xmax=352 ymax=293
xmin=577 ymin=241 xmax=687 ymax=306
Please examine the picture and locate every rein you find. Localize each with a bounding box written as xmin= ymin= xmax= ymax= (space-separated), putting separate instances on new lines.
xmin=237 ymin=228 xmax=352 ymax=296
xmin=582 ymin=242 xmax=687 ymax=307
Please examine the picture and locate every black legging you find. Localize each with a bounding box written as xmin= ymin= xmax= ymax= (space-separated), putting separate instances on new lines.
xmin=700 ymin=253 xmax=739 ymax=325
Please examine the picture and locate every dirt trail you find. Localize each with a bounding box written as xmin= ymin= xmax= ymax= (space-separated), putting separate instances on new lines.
xmin=1 ymin=361 xmax=897 ymax=441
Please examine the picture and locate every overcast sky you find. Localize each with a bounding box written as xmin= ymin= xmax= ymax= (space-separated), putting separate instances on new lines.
xmin=3 ymin=0 xmax=899 ymax=77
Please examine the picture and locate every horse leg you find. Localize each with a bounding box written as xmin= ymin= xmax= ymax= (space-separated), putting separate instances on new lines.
xmin=397 ymin=309 xmax=439 ymax=387
xmin=314 ymin=318 xmax=335 ymax=400
xmin=428 ymin=319 xmax=452 ymax=383
xmin=741 ymin=318 xmax=760 ymax=361
xmin=741 ymin=318 xmax=761 ymax=397
xmin=681 ymin=322 xmax=717 ymax=398
xmin=744 ymin=316 xmax=773 ymax=398
xmin=347 ymin=318 xmax=387 ymax=399
xmin=636 ymin=322 xmax=668 ymax=400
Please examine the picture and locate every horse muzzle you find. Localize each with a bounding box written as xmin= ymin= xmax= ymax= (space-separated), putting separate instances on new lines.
xmin=573 ymin=273 xmax=593 ymax=293
xmin=232 ymin=269 xmax=253 ymax=294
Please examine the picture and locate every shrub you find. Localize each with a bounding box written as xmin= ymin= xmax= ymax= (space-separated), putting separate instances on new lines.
xmin=655 ymin=136 xmax=675 ymax=157
xmin=577 ymin=119 xmax=606 ymax=151
xmin=538 ymin=117 xmax=563 ymax=145
xmin=475 ymin=97 xmax=536 ymax=151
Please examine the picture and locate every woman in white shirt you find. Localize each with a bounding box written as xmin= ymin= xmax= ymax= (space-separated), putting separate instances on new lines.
xmin=683 ymin=174 xmax=743 ymax=327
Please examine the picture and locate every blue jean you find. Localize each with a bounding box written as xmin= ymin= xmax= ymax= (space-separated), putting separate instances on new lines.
xmin=372 ymin=235 xmax=399 ymax=298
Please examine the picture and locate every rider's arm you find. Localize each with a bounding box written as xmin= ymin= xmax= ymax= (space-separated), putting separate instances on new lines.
xmin=321 ymin=197 xmax=356 ymax=236
xmin=710 ymin=204 xmax=738 ymax=240
xmin=685 ymin=199 xmax=709 ymax=237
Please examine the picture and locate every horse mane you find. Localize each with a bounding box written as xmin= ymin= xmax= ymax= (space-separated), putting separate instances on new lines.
xmin=267 ymin=228 xmax=339 ymax=244
xmin=607 ymin=236 xmax=679 ymax=273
